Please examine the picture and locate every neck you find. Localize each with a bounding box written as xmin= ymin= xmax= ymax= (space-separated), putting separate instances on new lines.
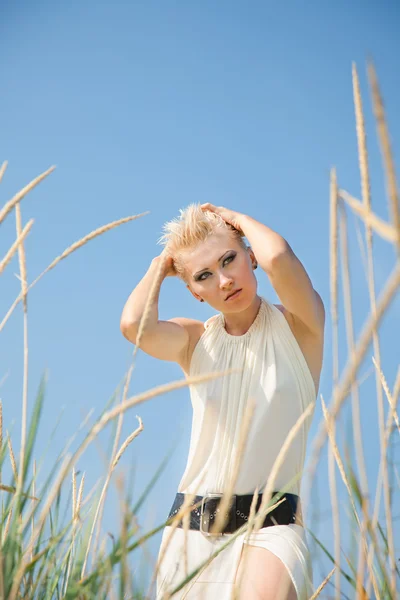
xmin=222 ymin=295 xmax=262 ymax=336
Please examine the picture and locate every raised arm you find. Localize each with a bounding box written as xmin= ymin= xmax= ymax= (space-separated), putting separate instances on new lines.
xmin=120 ymin=252 xmax=193 ymax=363
xmin=201 ymin=204 xmax=325 ymax=337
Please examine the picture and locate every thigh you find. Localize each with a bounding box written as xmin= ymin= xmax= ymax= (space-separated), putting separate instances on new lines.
xmin=234 ymin=545 xmax=298 ymax=600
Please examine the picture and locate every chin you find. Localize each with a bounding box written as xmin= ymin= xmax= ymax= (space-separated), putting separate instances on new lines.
xmin=224 ymin=289 xmax=258 ymax=310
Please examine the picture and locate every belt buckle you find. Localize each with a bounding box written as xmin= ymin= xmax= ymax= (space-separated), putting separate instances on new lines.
xmin=199 ymin=493 xmax=236 ymax=537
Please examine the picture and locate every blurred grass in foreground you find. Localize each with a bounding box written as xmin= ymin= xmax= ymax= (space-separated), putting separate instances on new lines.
xmin=0 ymin=62 xmax=399 ymax=599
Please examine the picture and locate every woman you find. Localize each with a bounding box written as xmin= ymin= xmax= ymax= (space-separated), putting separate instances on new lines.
xmin=120 ymin=203 xmax=325 ymax=599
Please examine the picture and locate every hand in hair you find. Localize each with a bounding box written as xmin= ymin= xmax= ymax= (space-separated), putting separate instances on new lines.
xmin=201 ymin=203 xmax=245 ymax=235
xmin=155 ymin=248 xmax=178 ymax=277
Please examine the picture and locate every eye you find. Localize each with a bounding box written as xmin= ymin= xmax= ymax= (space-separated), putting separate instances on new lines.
xmin=197 ymin=271 xmax=211 ymax=281
xmin=223 ymin=255 xmax=235 ymax=266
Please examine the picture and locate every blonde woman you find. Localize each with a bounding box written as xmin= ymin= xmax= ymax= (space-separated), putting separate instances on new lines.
xmin=120 ymin=203 xmax=325 ymax=600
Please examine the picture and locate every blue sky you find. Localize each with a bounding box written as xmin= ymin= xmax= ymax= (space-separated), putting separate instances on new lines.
xmin=1 ymin=0 xmax=399 ymax=594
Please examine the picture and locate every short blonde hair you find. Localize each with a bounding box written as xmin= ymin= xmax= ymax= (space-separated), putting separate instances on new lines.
xmin=158 ymin=203 xmax=246 ymax=280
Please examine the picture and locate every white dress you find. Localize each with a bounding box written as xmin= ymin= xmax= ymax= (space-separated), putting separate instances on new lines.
xmin=156 ymin=297 xmax=316 ymax=599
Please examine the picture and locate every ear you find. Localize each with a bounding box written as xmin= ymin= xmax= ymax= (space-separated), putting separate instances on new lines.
xmin=186 ymin=284 xmax=202 ymax=302
xmin=247 ymin=245 xmax=256 ymax=264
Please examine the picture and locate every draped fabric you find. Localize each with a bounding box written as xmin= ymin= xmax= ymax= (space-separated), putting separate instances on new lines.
xmin=156 ymin=297 xmax=316 ymax=599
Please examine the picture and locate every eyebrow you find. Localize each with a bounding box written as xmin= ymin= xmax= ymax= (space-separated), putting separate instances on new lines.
xmin=193 ymin=250 xmax=233 ymax=278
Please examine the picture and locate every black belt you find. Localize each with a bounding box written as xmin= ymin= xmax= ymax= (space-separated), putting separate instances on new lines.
xmin=167 ymin=491 xmax=300 ymax=536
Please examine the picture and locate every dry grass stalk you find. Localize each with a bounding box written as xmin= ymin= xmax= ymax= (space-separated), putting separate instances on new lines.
xmin=83 ymin=241 xmax=164 ymax=569
xmin=31 ymin=461 xmax=36 ymax=562
xmin=111 ymin=416 xmax=144 ymax=470
xmin=72 ymin=467 xmax=77 ymax=522
xmin=367 ymin=62 xmax=400 ymax=252
xmin=15 ymin=203 xmax=30 ymax=504
xmin=254 ymin=400 xmax=315 ymax=531
xmin=339 ymin=189 xmax=396 ymax=243
xmin=352 ymin=63 xmax=372 ymax=219
xmin=309 ymin=567 xmax=336 ymax=600
xmin=0 ymin=161 xmax=8 ymax=184
xmin=15 ymin=204 xmax=28 ymax=303
xmin=0 ymin=401 xmax=2 ymax=484
xmin=89 ymin=368 xmax=136 ymax=569
xmin=0 ymin=166 xmax=55 ymax=226
xmin=366 ymin=364 xmax=400 ymax=596
xmin=372 ymin=358 xmax=400 ymax=435
xmin=329 ymin=166 xmax=342 ymax=599
xmin=353 ymin=62 xmax=396 ymax=595
xmin=0 ymin=483 xmax=37 ymax=500
xmin=9 ymin=453 xmax=71 ymax=600
xmin=7 ymin=435 xmax=18 ymax=482
xmin=339 ymin=202 xmax=370 ymax=590
xmin=19 ymin=368 xmax=236 ymax=583
xmin=0 ymin=212 xmax=149 ymax=335
xmin=134 ymin=251 xmax=166 ymax=354
xmin=0 ymin=220 xmax=34 ymax=277
xmin=35 ymin=213 xmax=149 ymax=283
xmin=2 ymin=508 xmax=12 ymax=543
xmin=309 ymin=259 xmax=400 ymax=474
xmin=81 ymin=415 xmax=144 ymax=576
xmin=76 ymin=473 xmax=85 ymax=523
xmin=211 ymin=397 xmax=256 ymax=535
xmin=330 ymin=168 xmax=339 ymax=328
xmin=231 ymin=486 xmax=260 ymax=600
xmin=150 ymin=477 xmax=206 ymax=597
xmin=320 ymin=396 xmax=380 ymax=599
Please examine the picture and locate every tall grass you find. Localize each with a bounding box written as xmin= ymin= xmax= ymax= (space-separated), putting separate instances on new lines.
xmin=0 ymin=61 xmax=399 ymax=599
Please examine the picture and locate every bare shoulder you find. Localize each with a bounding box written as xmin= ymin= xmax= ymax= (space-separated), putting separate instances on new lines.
xmin=169 ymin=317 xmax=205 ymax=375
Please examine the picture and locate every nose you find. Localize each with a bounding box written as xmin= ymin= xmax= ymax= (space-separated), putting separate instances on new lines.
xmin=219 ymin=272 xmax=234 ymax=289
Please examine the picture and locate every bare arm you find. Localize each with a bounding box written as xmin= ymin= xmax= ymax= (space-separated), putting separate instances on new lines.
xmin=120 ymin=254 xmax=193 ymax=363
xmin=200 ymin=205 xmax=325 ymax=337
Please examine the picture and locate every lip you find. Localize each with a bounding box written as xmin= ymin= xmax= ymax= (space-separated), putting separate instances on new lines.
xmin=225 ymin=289 xmax=242 ymax=301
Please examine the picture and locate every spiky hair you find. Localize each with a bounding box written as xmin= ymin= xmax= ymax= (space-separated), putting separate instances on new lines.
xmin=157 ymin=203 xmax=246 ymax=280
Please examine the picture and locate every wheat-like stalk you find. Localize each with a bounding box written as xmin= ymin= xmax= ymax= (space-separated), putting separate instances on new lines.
xmin=15 ymin=203 xmax=30 ymax=506
xmin=309 ymin=567 xmax=336 ymax=600
xmin=309 ymin=258 xmax=400 ymax=472
xmin=0 ymin=166 xmax=55 ymax=226
xmin=7 ymin=434 xmax=18 ymax=482
xmin=339 ymin=200 xmax=370 ymax=591
xmin=329 ymin=166 xmax=341 ymax=599
xmin=72 ymin=467 xmax=77 ymax=522
xmin=2 ymin=508 xmax=13 ymax=544
xmin=366 ymin=365 xmax=400 ymax=596
xmin=80 ymin=416 xmax=144 ymax=576
xmin=90 ymin=363 xmax=137 ymax=565
xmin=367 ymin=62 xmax=400 ymax=253
xmin=339 ymin=189 xmax=396 ymax=243
xmin=353 ymin=62 xmax=396 ymax=595
xmin=30 ymin=461 xmax=36 ymax=562
xmin=254 ymin=401 xmax=315 ymax=531
xmin=134 ymin=252 xmax=167 ymax=354
xmin=111 ymin=417 xmax=144 ymax=470
xmin=0 ymin=220 xmax=33 ymax=277
xmin=211 ymin=397 xmax=256 ymax=535
xmin=0 ymin=401 xmax=2 ymax=484
xmin=320 ymin=396 xmax=380 ymax=599
xmin=0 ymin=161 xmax=7 ymax=184
xmin=76 ymin=472 xmax=85 ymax=523
xmin=372 ymin=357 xmax=400 ymax=435
xmin=0 ymin=213 xmax=149 ymax=335
xmin=13 ymin=368 xmax=237 ymax=596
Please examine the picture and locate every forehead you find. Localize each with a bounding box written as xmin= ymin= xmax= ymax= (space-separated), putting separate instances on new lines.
xmin=183 ymin=230 xmax=241 ymax=271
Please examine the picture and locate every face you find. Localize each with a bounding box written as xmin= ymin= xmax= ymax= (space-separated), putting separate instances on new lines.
xmin=182 ymin=230 xmax=257 ymax=312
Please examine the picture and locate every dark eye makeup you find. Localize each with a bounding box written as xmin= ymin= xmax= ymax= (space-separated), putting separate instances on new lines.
xmin=194 ymin=252 xmax=236 ymax=282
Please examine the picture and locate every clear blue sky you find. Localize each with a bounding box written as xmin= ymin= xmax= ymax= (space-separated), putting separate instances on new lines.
xmin=1 ymin=1 xmax=399 ymax=595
